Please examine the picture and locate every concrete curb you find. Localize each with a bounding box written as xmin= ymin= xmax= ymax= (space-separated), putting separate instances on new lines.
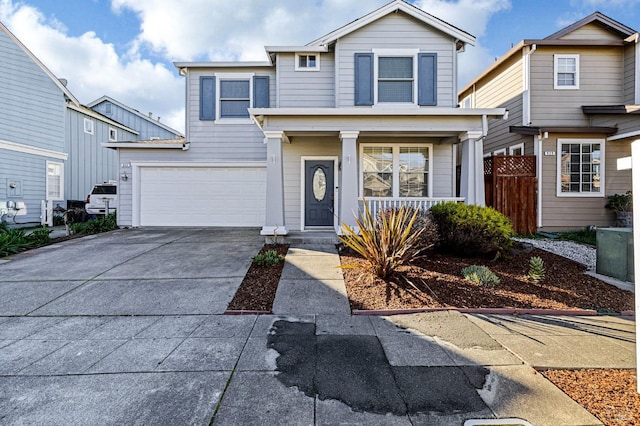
xmin=224 ymin=310 xmax=272 ymax=315
xmin=352 ymin=307 xmax=600 ymax=316
xmin=621 ymin=310 xmax=636 ymax=317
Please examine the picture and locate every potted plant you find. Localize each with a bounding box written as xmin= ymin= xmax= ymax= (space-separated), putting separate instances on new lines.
xmin=605 ymin=190 xmax=632 ymax=227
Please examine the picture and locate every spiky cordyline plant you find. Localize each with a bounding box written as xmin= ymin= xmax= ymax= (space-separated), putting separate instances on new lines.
xmin=339 ymin=203 xmax=424 ymax=279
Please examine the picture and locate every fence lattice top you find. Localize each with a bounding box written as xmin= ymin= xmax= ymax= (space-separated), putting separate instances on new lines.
xmin=484 ymin=155 xmax=536 ymax=177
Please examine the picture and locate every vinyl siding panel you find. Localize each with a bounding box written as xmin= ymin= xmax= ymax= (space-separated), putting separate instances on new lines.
xmin=91 ymin=101 xmax=181 ymax=140
xmin=336 ymin=12 xmax=455 ymax=108
xmin=539 ymin=135 xmax=630 ymax=230
xmin=557 ymin=23 xmax=623 ymax=41
xmin=64 ymin=109 xmax=135 ymax=202
xmin=530 ymin=47 xmax=624 ymax=126
xmin=0 ymin=29 xmax=66 ymax=153
xmin=185 ymin=68 xmax=275 ymax=161
xmin=623 ymin=43 xmax=636 ymax=105
xmin=278 ymin=53 xmax=335 ymax=108
xmin=592 ymin=114 xmax=639 ymax=136
xmin=0 ymin=149 xmax=49 ymax=224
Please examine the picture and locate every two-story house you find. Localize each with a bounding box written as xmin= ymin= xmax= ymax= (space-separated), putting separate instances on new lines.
xmin=459 ymin=12 xmax=639 ymax=231
xmin=111 ymin=0 xmax=505 ymax=236
xmin=0 ymin=20 xmax=139 ymax=226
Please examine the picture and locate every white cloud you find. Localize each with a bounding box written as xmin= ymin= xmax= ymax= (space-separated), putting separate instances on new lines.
xmin=0 ymin=0 xmax=185 ymax=133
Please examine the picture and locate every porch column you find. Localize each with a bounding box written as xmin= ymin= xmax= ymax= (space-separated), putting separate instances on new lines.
xmin=261 ymin=131 xmax=289 ymax=236
xmin=459 ymin=131 xmax=485 ymax=206
xmin=339 ymin=131 xmax=360 ymax=233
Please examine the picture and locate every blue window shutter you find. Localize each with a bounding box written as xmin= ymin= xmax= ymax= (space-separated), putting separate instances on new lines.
xmin=200 ymin=76 xmax=216 ymax=120
xmin=418 ymin=53 xmax=437 ymax=106
xmin=354 ymin=53 xmax=374 ymax=106
xmin=253 ymin=76 xmax=270 ymax=108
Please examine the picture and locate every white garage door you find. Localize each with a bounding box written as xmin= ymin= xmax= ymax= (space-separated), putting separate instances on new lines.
xmin=139 ymin=167 xmax=266 ymax=226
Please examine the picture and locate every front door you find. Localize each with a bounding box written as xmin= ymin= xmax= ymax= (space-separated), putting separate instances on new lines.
xmin=304 ymin=159 xmax=334 ymax=227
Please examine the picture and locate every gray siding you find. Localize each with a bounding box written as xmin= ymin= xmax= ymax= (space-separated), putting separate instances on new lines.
xmin=0 ymin=29 xmax=66 ymax=153
xmin=623 ymin=43 xmax=636 ymax=105
xmin=64 ymin=109 xmax=137 ymax=202
xmin=336 ymin=12 xmax=456 ymax=108
xmin=0 ymin=149 xmax=50 ymax=224
xmin=530 ymin=47 xmax=624 ymax=126
xmin=91 ymin=101 xmax=181 ymax=140
xmin=277 ymin=53 xmax=335 ymax=108
xmin=186 ymin=68 xmax=275 ymax=161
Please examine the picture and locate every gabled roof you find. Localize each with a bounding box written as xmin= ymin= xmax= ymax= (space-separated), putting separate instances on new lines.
xmin=460 ymin=11 xmax=637 ymax=96
xmin=87 ymin=95 xmax=184 ymax=137
xmin=545 ymin=11 xmax=636 ymax=40
xmin=266 ymin=0 xmax=476 ymax=52
xmin=0 ymin=21 xmax=80 ymax=106
xmin=67 ymin=103 xmax=139 ymax=135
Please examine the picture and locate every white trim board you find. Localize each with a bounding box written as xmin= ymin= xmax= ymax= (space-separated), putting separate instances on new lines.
xmin=0 ymin=139 xmax=68 ymax=160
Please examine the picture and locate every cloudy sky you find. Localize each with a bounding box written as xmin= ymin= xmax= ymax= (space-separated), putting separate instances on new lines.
xmin=1 ymin=0 xmax=638 ymax=133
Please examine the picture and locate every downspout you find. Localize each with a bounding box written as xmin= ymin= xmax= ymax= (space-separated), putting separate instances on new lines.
xmin=535 ymin=131 xmax=548 ymax=228
xmin=523 ymin=44 xmax=537 ymax=126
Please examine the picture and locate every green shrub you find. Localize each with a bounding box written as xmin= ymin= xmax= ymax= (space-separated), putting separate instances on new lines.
xmin=430 ymin=202 xmax=514 ymax=257
xmin=339 ymin=203 xmax=423 ymax=278
xmin=0 ymin=228 xmax=29 ymax=257
xmin=461 ymin=265 xmax=501 ymax=287
xmin=71 ymin=213 xmax=118 ymax=235
xmin=253 ymin=249 xmax=284 ymax=266
xmin=528 ymin=256 xmax=545 ymax=283
xmin=25 ymin=226 xmax=51 ymax=246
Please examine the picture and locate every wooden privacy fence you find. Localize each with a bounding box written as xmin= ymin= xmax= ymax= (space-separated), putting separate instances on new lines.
xmin=484 ymin=155 xmax=537 ymax=235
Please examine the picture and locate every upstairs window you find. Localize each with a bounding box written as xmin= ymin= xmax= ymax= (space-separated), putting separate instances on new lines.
xmin=108 ymin=127 xmax=117 ymax=142
xmin=554 ymin=54 xmax=579 ymax=89
xmin=557 ymin=139 xmax=604 ymax=196
xmin=295 ymin=53 xmax=320 ymax=71
xmin=46 ymin=161 xmax=64 ymax=200
xmin=84 ymin=118 xmax=94 ymax=135
xmin=378 ymin=57 xmax=414 ymax=103
xmin=220 ymin=80 xmax=250 ymax=118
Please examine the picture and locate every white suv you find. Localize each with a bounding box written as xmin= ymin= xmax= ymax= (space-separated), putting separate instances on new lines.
xmin=85 ymin=182 xmax=117 ymax=215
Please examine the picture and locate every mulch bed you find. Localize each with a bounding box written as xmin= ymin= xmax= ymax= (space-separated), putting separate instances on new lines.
xmin=339 ymin=245 xmax=634 ymax=313
xmin=541 ymin=369 xmax=640 ymax=425
xmin=227 ymin=244 xmax=289 ymax=312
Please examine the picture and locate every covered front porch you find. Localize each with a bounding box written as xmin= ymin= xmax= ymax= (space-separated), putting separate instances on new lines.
xmin=249 ymin=107 xmax=506 ymax=236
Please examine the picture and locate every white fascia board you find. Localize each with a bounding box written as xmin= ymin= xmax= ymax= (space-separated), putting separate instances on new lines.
xmin=173 ymin=61 xmax=273 ymax=69
xmin=249 ymin=107 xmax=506 ymax=119
xmin=67 ymin=104 xmax=139 ymax=134
xmin=0 ymin=139 xmax=68 ymax=160
xmin=608 ymin=129 xmax=640 ymax=141
xmin=265 ymin=46 xmax=329 ymax=53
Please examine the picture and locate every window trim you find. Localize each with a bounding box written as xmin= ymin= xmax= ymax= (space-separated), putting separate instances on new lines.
xmin=46 ymin=160 xmax=64 ymax=201
xmin=295 ymin=53 xmax=320 ymax=71
xmin=108 ymin=127 xmax=117 ymax=142
xmin=215 ymin=72 xmax=254 ymax=123
xmin=84 ymin=118 xmax=94 ymax=135
xmin=372 ymin=49 xmax=419 ymax=106
xmin=509 ymin=143 xmax=525 ymax=155
xmin=556 ymin=138 xmax=605 ymax=198
xmin=359 ymin=143 xmax=433 ymax=198
xmin=554 ymin=54 xmax=580 ymax=90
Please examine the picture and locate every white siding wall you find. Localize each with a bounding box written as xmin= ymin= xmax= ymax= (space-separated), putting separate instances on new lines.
xmin=278 ymin=53 xmax=335 ymax=108
xmin=185 ymin=68 xmax=275 ymax=162
xmin=336 ymin=12 xmax=456 ymax=108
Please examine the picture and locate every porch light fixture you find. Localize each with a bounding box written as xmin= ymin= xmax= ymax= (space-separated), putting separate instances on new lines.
xmin=120 ymin=171 xmax=128 ymax=182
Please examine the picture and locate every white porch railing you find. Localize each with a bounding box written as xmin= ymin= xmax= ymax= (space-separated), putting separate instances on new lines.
xmin=360 ymin=197 xmax=465 ymax=218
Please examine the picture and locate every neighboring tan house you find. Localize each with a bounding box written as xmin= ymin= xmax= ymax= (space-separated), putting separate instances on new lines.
xmin=109 ymin=0 xmax=505 ymax=235
xmin=88 ymin=95 xmax=184 ymax=141
xmin=459 ymin=12 xmax=639 ymax=231
xmin=0 ymin=21 xmax=137 ymax=226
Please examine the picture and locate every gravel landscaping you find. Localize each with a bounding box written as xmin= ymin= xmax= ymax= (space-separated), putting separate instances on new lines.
xmin=516 ymin=237 xmax=596 ymax=270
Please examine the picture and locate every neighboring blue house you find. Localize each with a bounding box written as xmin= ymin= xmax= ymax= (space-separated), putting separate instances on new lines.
xmin=0 ymin=21 xmax=138 ymax=226
xmin=109 ymin=0 xmax=506 ymax=234
xmin=88 ymin=96 xmax=184 ymax=141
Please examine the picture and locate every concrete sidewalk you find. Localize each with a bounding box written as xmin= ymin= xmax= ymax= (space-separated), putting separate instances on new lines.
xmin=0 ymin=235 xmax=635 ymax=425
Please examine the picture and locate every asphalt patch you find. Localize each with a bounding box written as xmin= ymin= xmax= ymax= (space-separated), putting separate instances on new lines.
xmin=267 ymin=320 xmax=490 ymax=416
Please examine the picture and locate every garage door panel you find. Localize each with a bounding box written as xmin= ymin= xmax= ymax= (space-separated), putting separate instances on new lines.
xmin=139 ymin=167 xmax=266 ymax=227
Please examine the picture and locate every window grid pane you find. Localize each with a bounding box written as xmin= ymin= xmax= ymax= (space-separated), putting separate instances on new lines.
xmin=220 ymin=100 xmax=250 ymax=118
xmin=379 ymin=57 xmax=413 ymax=78
xmin=378 ymin=57 xmax=413 ymax=103
xmin=220 ymin=80 xmax=250 ymax=118
xmin=556 ymin=57 xmax=576 ymax=87
xmin=399 ymin=147 xmax=429 ymax=197
xmin=362 ymin=147 xmax=393 ymax=197
xmin=378 ymin=81 xmax=413 ymax=103
xmin=560 ymin=143 xmax=601 ymax=193
xmin=220 ymin=80 xmax=249 ymax=98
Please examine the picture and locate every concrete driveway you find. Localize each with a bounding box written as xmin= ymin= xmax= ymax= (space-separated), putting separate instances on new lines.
xmin=0 ymin=227 xmax=264 ymax=425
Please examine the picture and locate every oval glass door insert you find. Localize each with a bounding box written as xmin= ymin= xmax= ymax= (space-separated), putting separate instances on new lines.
xmin=312 ymin=168 xmax=327 ymax=202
